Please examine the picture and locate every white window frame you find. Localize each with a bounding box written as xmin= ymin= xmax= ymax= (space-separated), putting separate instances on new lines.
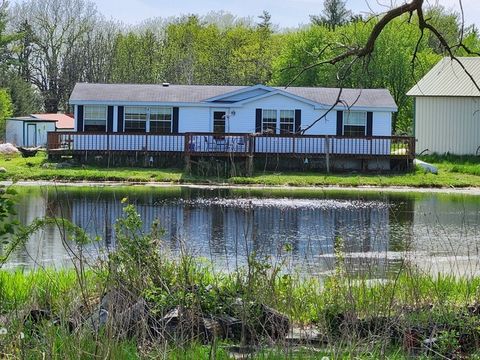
xmin=343 ymin=111 xmax=367 ymax=137
xmin=262 ymin=109 xmax=277 ymax=133
xmin=123 ymin=106 xmax=174 ymax=133
xmin=279 ymin=110 xmax=295 ymax=134
xmin=124 ymin=106 xmax=148 ymax=133
xmin=83 ymin=105 xmax=107 ymax=132
xmin=262 ymin=109 xmax=296 ymax=134
xmin=149 ymin=107 xmax=173 ymax=134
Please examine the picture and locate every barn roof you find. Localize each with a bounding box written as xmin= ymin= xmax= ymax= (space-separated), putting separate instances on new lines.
xmin=70 ymin=83 xmax=397 ymax=110
xmin=407 ymin=57 xmax=480 ymax=97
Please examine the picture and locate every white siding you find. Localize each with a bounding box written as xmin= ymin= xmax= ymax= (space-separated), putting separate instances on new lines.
xmin=231 ymin=94 xmax=328 ymax=134
xmin=227 ymin=94 xmax=391 ymax=136
xmin=415 ymin=97 xmax=480 ymax=155
xmin=372 ymin=112 xmax=392 ymax=136
xmin=179 ymin=107 xmax=210 ymax=132
xmin=33 ymin=122 xmax=56 ymax=146
xmin=5 ymin=120 xmax=23 ymax=145
xmin=5 ymin=120 xmax=55 ymax=146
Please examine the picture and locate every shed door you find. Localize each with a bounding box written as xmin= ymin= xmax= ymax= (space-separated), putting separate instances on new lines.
xmin=26 ymin=124 xmax=37 ymax=147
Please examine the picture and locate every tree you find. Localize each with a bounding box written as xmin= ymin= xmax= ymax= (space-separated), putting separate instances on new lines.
xmin=10 ymin=0 xmax=98 ymax=112
xmin=0 ymin=88 xmax=13 ymax=139
xmin=0 ymin=74 xmax=43 ymax=116
xmin=0 ymin=1 xmax=20 ymax=74
xmin=310 ymin=0 xmax=352 ymax=30
xmin=111 ymin=30 xmax=162 ymax=83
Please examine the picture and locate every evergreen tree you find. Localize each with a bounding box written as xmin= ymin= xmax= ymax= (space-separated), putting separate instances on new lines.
xmin=310 ymin=0 xmax=352 ymax=30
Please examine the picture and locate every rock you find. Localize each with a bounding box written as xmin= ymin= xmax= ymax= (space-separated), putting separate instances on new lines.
xmin=0 ymin=167 xmax=6 ymax=173
xmin=24 ymin=309 xmax=51 ymax=325
xmin=56 ymin=162 xmax=74 ymax=169
xmin=99 ymin=289 xmax=149 ymax=338
xmin=84 ymin=308 xmax=108 ymax=333
xmin=153 ymin=306 xmax=218 ymax=344
xmin=286 ymin=325 xmax=323 ymax=345
xmin=216 ymin=315 xmax=243 ymax=341
xmin=260 ymin=304 xmax=290 ymax=341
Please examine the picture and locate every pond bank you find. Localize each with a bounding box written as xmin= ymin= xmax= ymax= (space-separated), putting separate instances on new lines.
xmin=1 ymin=153 xmax=480 ymax=189
xmin=3 ymin=180 xmax=480 ymax=196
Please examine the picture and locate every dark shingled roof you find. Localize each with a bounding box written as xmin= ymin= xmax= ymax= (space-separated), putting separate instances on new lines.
xmin=70 ymin=83 xmax=397 ymax=109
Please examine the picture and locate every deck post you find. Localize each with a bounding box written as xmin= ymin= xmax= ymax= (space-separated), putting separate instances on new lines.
xmin=325 ymin=135 xmax=330 ymax=173
xmin=246 ymin=155 xmax=254 ymax=176
xmin=184 ymin=133 xmax=192 ymax=174
xmin=107 ymin=134 xmax=111 ymax=168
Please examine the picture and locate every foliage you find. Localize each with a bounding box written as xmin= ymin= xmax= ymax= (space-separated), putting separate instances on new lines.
xmin=310 ymin=0 xmax=352 ymax=29
xmin=0 ymin=73 xmax=43 ymax=116
xmin=0 ymin=87 xmax=13 ymax=137
xmin=0 ymin=1 xmax=479 ymax=132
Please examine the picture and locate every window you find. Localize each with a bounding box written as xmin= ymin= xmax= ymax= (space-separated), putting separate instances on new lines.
xmin=344 ymin=111 xmax=366 ymax=137
xmin=213 ymin=111 xmax=226 ymax=133
xmin=280 ymin=110 xmax=295 ymax=134
xmin=262 ymin=109 xmax=277 ymax=133
xmin=150 ymin=107 xmax=172 ymax=134
xmin=84 ymin=105 xmax=106 ymax=132
xmin=125 ymin=106 xmax=147 ymax=132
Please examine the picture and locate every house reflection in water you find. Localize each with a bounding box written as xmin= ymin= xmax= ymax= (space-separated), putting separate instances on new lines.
xmin=51 ymin=190 xmax=416 ymax=276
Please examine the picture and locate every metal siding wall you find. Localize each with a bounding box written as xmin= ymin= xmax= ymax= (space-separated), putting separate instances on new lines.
xmin=416 ymin=97 xmax=480 ymax=154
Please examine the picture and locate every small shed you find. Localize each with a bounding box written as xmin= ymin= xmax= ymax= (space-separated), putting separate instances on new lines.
xmin=407 ymin=57 xmax=480 ymax=155
xmin=5 ymin=113 xmax=74 ymax=147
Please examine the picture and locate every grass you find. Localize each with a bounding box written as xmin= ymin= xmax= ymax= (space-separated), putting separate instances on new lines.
xmin=0 ymin=151 xmax=479 ymax=188
xmin=2 ymin=265 xmax=480 ymax=358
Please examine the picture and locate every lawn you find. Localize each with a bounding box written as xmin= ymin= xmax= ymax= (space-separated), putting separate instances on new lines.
xmin=0 ymin=151 xmax=479 ymax=188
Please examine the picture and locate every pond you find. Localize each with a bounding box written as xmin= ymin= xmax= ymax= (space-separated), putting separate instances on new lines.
xmin=2 ymin=185 xmax=480 ymax=278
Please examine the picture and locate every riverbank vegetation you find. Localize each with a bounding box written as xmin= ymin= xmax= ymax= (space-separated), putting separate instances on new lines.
xmin=2 ymin=203 xmax=480 ymax=358
xmin=1 ymin=152 xmax=480 ymax=188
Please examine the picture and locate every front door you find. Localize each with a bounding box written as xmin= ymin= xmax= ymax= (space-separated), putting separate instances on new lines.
xmin=26 ymin=124 xmax=37 ymax=147
xmin=213 ymin=111 xmax=227 ymax=133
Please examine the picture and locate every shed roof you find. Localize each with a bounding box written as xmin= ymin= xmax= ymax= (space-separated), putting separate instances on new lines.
xmin=70 ymin=83 xmax=397 ymax=110
xmin=8 ymin=114 xmax=74 ymax=129
xmin=407 ymin=57 xmax=480 ymax=97
xmin=31 ymin=113 xmax=74 ymax=129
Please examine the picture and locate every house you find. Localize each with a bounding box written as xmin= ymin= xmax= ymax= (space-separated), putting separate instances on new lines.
xmin=6 ymin=113 xmax=74 ymax=147
xmin=47 ymin=83 xmax=414 ymax=171
xmin=407 ymin=57 xmax=480 ymax=155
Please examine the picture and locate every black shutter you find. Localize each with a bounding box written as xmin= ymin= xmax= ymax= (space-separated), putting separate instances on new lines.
xmin=366 ymin=112 xmax=373 ymax=136
xmin=294 ymin=109 xmax=301 ymax=133
xmin=336 ymin=110 xmax=343 ymax=136
xmin=117 ymin=106 xmax=124 ymax=132
xmin=77 ymin=105 xmax=84 ymax=132
xmin=107 ymin=106 xmax=114 ymax=132
xmin=172 ymin=107 xmax=179 ymax=133
xmin=255 ymin=108 xmax=262 ymax=132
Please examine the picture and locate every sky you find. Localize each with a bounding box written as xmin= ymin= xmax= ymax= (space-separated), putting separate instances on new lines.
xmin=86 ymin=0 xmax=480 ymax=29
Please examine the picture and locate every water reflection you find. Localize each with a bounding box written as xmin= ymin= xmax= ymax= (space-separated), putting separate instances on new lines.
xmin=2 ymin=187 xmax=480 ymax=278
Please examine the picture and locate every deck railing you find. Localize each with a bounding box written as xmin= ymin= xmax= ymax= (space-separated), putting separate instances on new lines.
xmin=47 ymin=132 xmax=415 ymax=158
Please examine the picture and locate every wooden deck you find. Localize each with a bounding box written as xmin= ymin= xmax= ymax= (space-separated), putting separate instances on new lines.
xmin=48 ymin=132 xmax=415 ymax=157
xmin=47 ymin=132 xmax=415 ymax=171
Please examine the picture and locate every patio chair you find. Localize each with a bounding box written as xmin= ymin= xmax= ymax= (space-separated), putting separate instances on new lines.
xmin=204 ymin=136 xmax=217 ymax=151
